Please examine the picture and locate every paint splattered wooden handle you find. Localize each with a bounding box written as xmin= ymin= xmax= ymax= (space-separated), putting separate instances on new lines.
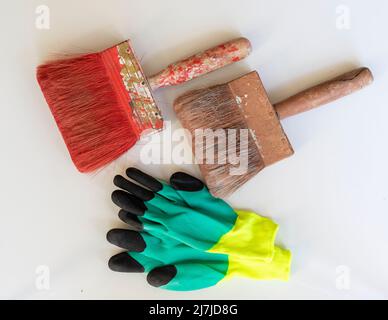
xmin=274 ymin=67 xmax=374 ymax=120
xmin=148 ymin=37 xmax=252 ymax=90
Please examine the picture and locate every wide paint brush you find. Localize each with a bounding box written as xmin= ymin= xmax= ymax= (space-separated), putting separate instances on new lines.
xmin=37 ymin=37 xmax=251 ymax=172
xmin=174 ymin=67 xmax=373 ymax=198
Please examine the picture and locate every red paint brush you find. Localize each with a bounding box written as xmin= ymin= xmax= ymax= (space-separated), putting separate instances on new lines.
xmin=37 ymin=37 xmax=251 ymax=172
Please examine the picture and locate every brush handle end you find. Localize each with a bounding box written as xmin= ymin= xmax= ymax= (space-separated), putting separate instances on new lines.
xmin=148 ymin=37 xmax=251 ymax=90
xmin=274 ymin=67 xmax=374 ymax=120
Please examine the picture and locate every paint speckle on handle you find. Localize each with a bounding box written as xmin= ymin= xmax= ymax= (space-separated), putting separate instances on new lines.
xmin=149 ymin=38 xmax=251 ymax=89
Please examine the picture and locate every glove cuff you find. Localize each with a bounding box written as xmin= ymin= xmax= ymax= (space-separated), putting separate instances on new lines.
xmin=208 ymin=210 xmax=279 ymax=261
xmin=225 ymin=246 xmax=292 ymax=281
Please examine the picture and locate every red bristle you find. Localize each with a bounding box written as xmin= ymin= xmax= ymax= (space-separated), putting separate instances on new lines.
xmin=36 ymin=52 xmax=139 ymax=172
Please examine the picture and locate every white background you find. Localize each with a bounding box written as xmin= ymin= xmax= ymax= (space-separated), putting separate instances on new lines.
xmin=0 ymin=0 xmax=387 ymax=299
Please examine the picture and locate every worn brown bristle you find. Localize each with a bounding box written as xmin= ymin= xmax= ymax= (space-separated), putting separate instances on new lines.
xmin=37 ymin=52 xmax=139 ymax=172
xmin=174 ymin=84 xmax=264 ymax=198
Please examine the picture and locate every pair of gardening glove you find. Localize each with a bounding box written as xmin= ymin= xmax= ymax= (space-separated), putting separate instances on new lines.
xmin=107 ymin=168 xmax=291 ymax=291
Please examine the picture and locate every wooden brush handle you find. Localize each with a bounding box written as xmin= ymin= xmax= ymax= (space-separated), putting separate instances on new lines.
xmin=274 ymin=67 xmax=374 ymax=120
xmin=148 ymin=37 xmax=251 ymax=90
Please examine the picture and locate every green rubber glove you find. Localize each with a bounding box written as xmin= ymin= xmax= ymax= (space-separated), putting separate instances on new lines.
xmin=112 ymin=168 xmax=279 ymax=261
xmin=107 ymin=223 xmax=291 ymax=291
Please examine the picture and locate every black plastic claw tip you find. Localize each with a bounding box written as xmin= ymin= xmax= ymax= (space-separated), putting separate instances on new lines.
xmin=114 ymin=175 xmax=154 ymax=201
xmin=147 ymin=265 xmax=177 ymax=288
xmin=108 ymin=252 xmax=144 ymax=273
xmin=126 ymin=168 xmax=163 ymax=192
xmin=170 ymin=172 xmax=204 ymax=192
xmin=118 ymin=210 xmax=144 ymax=231
xmin=111 ymin=190 xmax=147 ymax=215
xmin=106 ymin=229 xmax=146 ymax=252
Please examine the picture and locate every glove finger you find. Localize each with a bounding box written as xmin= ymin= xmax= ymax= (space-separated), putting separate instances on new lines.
xmin=118 ymin=210 xmax=143 ymax=231
xmin=108 ymin=252 xmax=144 ymax=273
xmin=107 ymin=228 xmax=179 ymax=252
xmin=106 ymin=229 xmax=146 ymax=252
xmin=170 ymin=172 xmax=234 ymax=218
xmin=113 ymin=174 xmax=186 ymax=222
xmin=113 ymin=187 xmax=179 ymax=222
xmin=126 ymin=167 xmax=183 ymax=203
xmin=114 ymin=175 xmax=154 ymax=201
xmin=147 ymin=265 xmax=177 ymax=288
xmin=170 ymin=172 xmax=204 ymax=192
xmin=111 ymin=190 xmax=146 ymax=216
xmin=126 ymin=167 xmax=163 ymax=192
xmin=118 ymin=209 xmax=167 ymax=235
xmin=147 ymin=262 xmax=226 ymax=291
